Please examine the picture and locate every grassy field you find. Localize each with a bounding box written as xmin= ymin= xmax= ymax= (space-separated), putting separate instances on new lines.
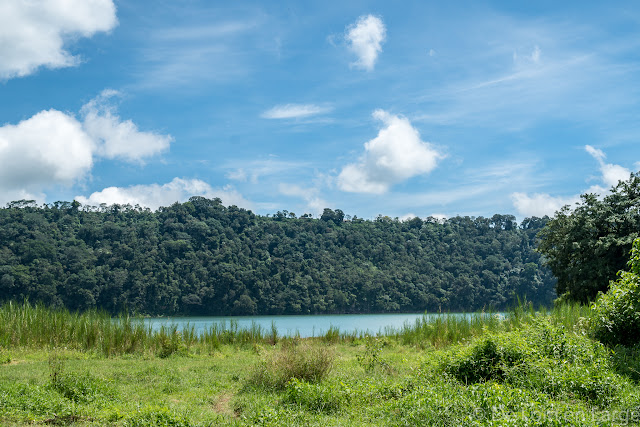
xmin=1 ymin=302 xmax=640 ymax=426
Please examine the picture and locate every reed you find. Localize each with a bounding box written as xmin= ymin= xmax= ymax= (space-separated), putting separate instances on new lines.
xmin=0 ymin=300 xmax=592 ymax=356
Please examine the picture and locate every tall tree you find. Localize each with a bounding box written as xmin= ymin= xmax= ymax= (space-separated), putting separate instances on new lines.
xmin=538 ymin=173 xmax=640 ymax=303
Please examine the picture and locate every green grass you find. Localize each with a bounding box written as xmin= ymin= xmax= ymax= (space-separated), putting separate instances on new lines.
xmin=1 ymin=301 xmax=639 ymax=426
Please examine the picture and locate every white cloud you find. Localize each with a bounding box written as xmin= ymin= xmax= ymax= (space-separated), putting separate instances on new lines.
xmin=585 ymin=144 xmax=631 ymax=188
xmin=76 ymin=178 xmax=250 ymax=210
xmin=224 ymin=158 xmax=310 ymax=184
xmin=0 ymin=91 xmax=172 ymax=204
xmin=0 ymin=110 xmax=94 ymax=205
xmin=81 ymin=90 xmax=172 ymax=162
xmin=0 ymin=0 xmax=117 ymax=79
xmin=511 ymin=192 xmax=579 ymax=218
xmin=226 ymin=168 xmax=248 ymax=182
xmin=584 ymin=145 xmax=605 ymax=163
xmin=399 ymin=213 xmax=418 ymax=221
xmin=345 ymin=15 xmax=386 ymax=71
xmin=278 ymin=183 xmax=328 ymax=216
xmin=511 ymin=146 xmax=636 ymax=217
xmin=261 ymin=104 xmax=332 ymax=119
xmin=135 ymin=20 xmax=260 ymax=89
xmin=338 ymin=110 xmax=444 ymax=194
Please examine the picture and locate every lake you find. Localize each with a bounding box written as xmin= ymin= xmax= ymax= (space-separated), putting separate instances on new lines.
xmin=143 ymin=312 xmax=499 ymax=338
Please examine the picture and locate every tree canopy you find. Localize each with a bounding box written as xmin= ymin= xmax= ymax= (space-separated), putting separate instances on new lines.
xmin=0 ymin=197 xmax=555 ymax=315
xmin=537 ymin=173 xmax=640 ymax=303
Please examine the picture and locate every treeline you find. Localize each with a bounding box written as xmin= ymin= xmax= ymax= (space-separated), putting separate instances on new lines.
xmin=0 ymin=197 xmax=555 ymax=315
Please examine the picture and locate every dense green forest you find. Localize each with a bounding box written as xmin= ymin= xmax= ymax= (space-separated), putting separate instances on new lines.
xmin=538 ymin=172 xmax=640 ymax=303
xmin=0 ymin=197 xmax=555 ymax=315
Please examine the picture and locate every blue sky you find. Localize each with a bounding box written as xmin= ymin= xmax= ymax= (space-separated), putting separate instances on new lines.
xmin=1 ymin=0 xmax=640 ymax=220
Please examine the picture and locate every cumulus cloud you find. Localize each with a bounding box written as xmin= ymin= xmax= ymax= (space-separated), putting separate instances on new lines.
xmin=81 ymin=90 xmax=172 ymax=162
xmin=0 ymin=0 xmax=117 ymax=79
xmin=76 ymin=178 xmax=250 ymax=210
xmin=585 ymin=144 xmax=631 ymax=188
xmin=511 ymin=192 xmax=579 ymax=218
xmin=345 ymin=15 xmax=386 ymax=71
xmin=261 ymin=104 xmax=332 ymax=119
xmin=0 ymin=91 xmax=172 ymax=204
xmin=338 ymin=110 xmax=444 ymax=194
xmin=511 ymin=145 xmax=635 ymax=218
xmin=0 ymin=110 xmax=94 ymax=204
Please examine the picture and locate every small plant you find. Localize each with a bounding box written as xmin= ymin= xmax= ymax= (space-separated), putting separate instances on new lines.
xmin=322 ymin=326 xmax=340 ymax=344
xmin=156 ymin=328 xmax=188 ymax=358
xmin=0 ymin=349 xmax=11 ymax=364
xmin=356 ymin=335 xmax=392 ymax=373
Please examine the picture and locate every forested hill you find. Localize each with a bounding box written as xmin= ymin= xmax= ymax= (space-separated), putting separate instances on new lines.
xmin=0 ymin=197 xmax=556 ymax=315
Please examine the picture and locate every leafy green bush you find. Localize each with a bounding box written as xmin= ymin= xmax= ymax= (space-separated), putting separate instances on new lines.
xmin=442 ymin=319 xmax=631 ymax=407
xmin=591 ymin=238 xmax=640 ymax=347
xmin=444 ymin=332 xmax=531 ymax=383
xmin=247 ymin=341 xmax=334 ymax=389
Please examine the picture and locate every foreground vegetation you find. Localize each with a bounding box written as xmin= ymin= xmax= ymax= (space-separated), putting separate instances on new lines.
xmin=2 ymin=301 xmax=640 ymax=426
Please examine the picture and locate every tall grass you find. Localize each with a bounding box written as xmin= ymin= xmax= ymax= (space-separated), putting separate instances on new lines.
xmin=0 ymin=301 xmax=278 ymax=356
xmin=0 ymin=301 xmax=152 ymax=356
xmin=0 ymin=300 xmax=593 ymax=356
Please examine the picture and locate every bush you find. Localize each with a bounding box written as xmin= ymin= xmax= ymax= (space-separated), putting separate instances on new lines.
xmin=591 ymin=237 xmax=640 ymax=347
xmin=444 ymin=332 xmax=531 ymax=383
xmin=247 ymin=341 xmax=334 ymax=389
xmin=442 ymin=319 xmax=630 ymax=407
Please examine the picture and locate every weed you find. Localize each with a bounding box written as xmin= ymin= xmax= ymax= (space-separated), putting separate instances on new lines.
xmin=247 ymin=341 xmax=334 ymax=389
xmin=356 ymin=335 xmax=394 ymax=374
xmin=0 ymin=349 xmax=11 ymax=364
xmin=282 ymin=378 xmax=349 ymax=413
xmin=47 ymin=352 xmax=114 ymax=404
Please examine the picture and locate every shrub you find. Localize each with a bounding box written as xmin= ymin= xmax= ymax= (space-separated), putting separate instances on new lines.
xmin=591 ymin=238 xmax=640 ymax=347
xmin=444 ymin=332 xmax=531 ymax=383
xmin=247 ymin=341 xmax=334 ymax=389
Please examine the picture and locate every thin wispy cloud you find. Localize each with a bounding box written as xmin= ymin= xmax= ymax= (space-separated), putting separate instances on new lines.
xmin=412 ymin=15 xmax=639 ymax=136
xmin=261 ymin=104 xmax=333 ymax=119
xmin=134 ymin=20 xmax=260 ymax=89
xmin=278 ymin=183 xmax=327 ymax=215
xmin=224 ymin=158 xmax=312 ymax=184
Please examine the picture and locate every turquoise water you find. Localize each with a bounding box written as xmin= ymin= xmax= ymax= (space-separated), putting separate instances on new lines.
xmin=144 ymin=312 xmax=500 ymax=338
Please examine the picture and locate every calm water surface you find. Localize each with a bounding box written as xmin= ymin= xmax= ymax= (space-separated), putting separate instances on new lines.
xmin=144 ymin=312 xmax=498 ymax=338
